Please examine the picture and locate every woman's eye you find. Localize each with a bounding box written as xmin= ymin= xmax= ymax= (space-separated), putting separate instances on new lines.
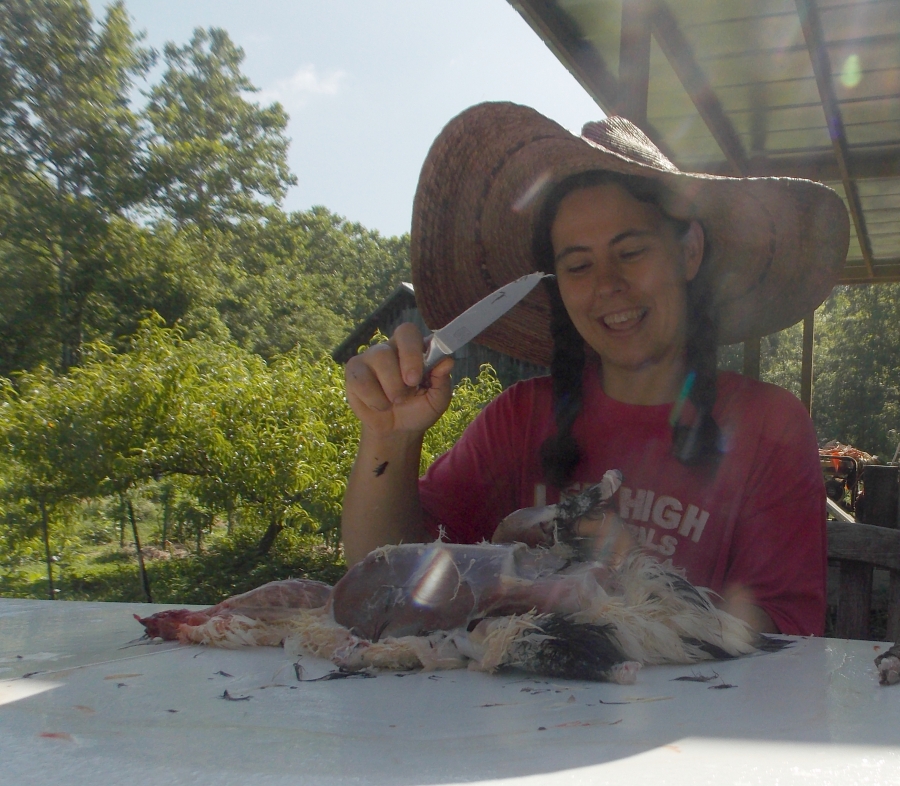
xmin=561 ymin=258 xmax=592 ymax=274
xmin=619 ymin=246 xmax=647 ymax=261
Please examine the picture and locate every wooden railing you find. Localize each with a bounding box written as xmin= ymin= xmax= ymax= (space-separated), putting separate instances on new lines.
xmin=827 ymin=520 xmax=900 ymax=641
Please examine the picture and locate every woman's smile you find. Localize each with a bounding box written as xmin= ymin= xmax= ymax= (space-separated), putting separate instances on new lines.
xmin=601 ymin=306 xmax=648 ymax=330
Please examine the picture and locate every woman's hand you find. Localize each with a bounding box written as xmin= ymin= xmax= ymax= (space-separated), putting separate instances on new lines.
xmin=571 ymin=511 xmax=637 ymax=568
xmin=493 ymin=504 xmax=637 ymax=568
xmin=492 ymin=505 xmax=558 ymax=548
xmin=344 ymin=323 xmax=454 ymax=438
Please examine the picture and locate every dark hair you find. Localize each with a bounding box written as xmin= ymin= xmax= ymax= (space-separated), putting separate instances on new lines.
xmin=533 ymin=171 xmax=721 ymax=488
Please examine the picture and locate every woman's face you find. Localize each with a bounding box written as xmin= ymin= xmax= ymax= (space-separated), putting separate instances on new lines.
xmin=550 ymin=183 xmax=703 ymax=400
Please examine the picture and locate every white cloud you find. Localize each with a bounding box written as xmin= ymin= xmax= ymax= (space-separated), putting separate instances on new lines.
xmin=259 ymin=65 xmax=348 ymax=109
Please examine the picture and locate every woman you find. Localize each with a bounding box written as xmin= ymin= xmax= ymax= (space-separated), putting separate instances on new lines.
xmin=341 ymin=104 xmax=849 ymax=637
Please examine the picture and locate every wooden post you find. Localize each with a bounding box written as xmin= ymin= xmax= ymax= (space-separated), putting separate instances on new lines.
xmin=617 ymin=0 xmax=652 ymax=127
xmin=743 ymin=336 xmax=761 ymax=380
xmin=836 ymin=561 xmax=872 ymax=640
xmin=888 ymin=572 xmax=900 ymax=643
xmin=801 ymin=312 xmax=815 ymax=413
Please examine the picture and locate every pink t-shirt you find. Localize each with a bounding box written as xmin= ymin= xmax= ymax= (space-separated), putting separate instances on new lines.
xmin=419 ymin=369 xmax=827 ymax=636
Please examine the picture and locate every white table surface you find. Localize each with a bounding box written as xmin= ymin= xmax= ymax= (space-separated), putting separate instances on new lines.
xmin=1 ymin=598 xmax=898 ymax=786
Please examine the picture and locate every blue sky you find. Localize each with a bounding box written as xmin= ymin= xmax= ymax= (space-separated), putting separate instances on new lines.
xmin=91 ymin=0 xmax=603 ymax=237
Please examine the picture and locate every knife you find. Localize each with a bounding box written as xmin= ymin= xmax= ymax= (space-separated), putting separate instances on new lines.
xmin=422 ymin=272 xmax=550 ymax=372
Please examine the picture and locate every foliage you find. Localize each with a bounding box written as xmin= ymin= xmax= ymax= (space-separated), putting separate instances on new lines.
xmin=0 ymin=0 xmax=152 ymax=370
xmin=813 ymin=285 xmax=900 ymax=458
xmin=43 ymin=528 xmax=345 ymax=605
xmin=0 ymin=2 xmax=409 ymax=373
xmin=144 ymin=27 xmax=295 ymax=231
xmin=211 ymin=207 xmax=411 ymax=359
xmin=1 ymin=319 xmax=352 ymax=525
xmin=715 ymin=285 xmax=900 ymax=458
xmin=0 ymin=319 xmax=499 ymax=602
xmin=0 ymin=1 xmax=412 ymax=376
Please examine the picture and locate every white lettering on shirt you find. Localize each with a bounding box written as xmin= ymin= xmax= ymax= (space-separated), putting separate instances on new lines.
xmin=651 ymin=496 xmax=682 ymax=530
xmin=620 ymin=488 xmax=654 ymax=522
xmin=618 ymin=485 xmax=711 ymax=556
xmin=627 ymin=525 xmax=678 ymax=558
xmin=641 ymin=491 xmax=655 ymax=521
xmin=678 ymin=504 xmax=709 ymax=543
xmin=658 ymin=534 xmax=677 ymax=557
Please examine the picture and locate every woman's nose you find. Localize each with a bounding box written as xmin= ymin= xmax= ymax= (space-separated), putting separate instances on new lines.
xmin=590 ymin=259 xmax=627 ymax=297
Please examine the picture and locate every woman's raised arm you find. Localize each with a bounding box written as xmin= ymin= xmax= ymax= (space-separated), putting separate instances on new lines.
xmin=340 ymin=323 xmax=454 ymax=565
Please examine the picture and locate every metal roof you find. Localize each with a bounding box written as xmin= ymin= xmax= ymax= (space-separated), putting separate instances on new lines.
xmin=510 ymin=0 xmax=900 ymax=284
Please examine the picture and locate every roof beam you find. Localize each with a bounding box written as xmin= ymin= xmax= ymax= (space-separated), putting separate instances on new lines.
xmin=698 ymin=146 xmax=900 ymax=181
xmin=508 ymin=0 xmax=678 ymax=161
xmin=649 ymin=0 xmax=749 ymax=175
xmin=508 ymin=0 xmax=619 ymax=113
xmin=840 ymin=258 xmax=900 ymax=285
xmin=617 ymin=0 xmax=653 ymax=127
xmin=796 ymin=0 xmax=876 ymax=278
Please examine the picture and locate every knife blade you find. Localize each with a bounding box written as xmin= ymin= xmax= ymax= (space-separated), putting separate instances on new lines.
xmin=422 ymin=272 xmax=550 ymax=371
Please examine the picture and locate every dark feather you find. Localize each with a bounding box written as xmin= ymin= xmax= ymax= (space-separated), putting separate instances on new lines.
xmin=681 ymin=634 xmax=791 ymax=661
xmin=753 ymin=635 xmax=793 ymax=653
xmin=508 ymin=614 xmax=628 ymax=681
xmin=667 ymin=574 xmax=712 ymax=610
xmin=681 ymin=637 xmax=736 ymax=661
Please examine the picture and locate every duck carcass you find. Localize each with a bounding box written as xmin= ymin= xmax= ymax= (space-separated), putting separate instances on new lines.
xmin=136 ymin=473 xmax=786 ymax=683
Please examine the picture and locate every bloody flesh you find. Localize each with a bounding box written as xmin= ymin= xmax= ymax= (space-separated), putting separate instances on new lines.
xmin=137 ymin=578 xmax=331 ymax=640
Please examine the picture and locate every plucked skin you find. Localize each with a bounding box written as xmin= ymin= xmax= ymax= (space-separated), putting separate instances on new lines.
xmin=137 ymin=479 xmax=790 ymax=682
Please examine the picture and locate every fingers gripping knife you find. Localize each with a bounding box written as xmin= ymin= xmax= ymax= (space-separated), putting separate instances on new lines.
xmin=422 ymin=272 xmax=551 ymax=372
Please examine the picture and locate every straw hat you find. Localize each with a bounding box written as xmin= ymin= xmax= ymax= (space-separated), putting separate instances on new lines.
xmin=410 ymin=102 xmax=849 ymax=367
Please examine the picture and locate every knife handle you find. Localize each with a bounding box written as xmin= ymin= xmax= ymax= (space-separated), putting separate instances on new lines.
xmin=422 ymin=334 xmax=455 ymax=373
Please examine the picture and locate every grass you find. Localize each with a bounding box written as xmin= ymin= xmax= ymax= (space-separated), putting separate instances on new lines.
xmin=1 ymin=505 xmax=346 ymax=606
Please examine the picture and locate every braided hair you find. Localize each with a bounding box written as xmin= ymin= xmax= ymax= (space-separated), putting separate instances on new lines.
xmin=533 ymin=171 xmax=721 ymax=489
xmin=539 ymin=280 xmax=586 ymax=488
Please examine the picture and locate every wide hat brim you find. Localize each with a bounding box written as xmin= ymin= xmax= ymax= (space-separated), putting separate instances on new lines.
xmin=411 ymin=102 xmax=849 ymax=368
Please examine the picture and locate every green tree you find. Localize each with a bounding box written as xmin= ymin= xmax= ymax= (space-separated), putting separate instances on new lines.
xmin=87 ymin=218 xmax=226 ymax=347
xmin=145 ymin=27 xmax=295 ymax=232
xmin=717 ymin=285 xmax=900 ymax=458
xmin=813 ymin=285 xmax=900 ymax=457
xmin=0 ymin=319 xmax=505 ymax=597
xmin=0 ymin=369 xmax=98 ymax=596
xmin=0 ymin=237 xmax=57 ymax=373
xmin=0 ymin=0 xmax=152 ymax=370
xmin=0 ymin=321 xmax=349 ymax=564
xmin=214 ymin=207 xmax=411 ymax=357
xmin=216 ymin=350 xmax=353 ymax=555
